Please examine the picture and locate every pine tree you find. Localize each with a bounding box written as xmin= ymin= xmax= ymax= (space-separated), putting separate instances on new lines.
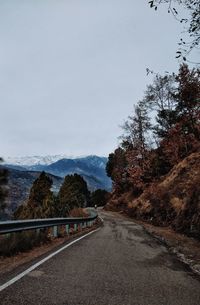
xmin=90 ymin=189 xmax=109 ymax=207
xmin=15 ymin=172 xmax=54 ymax=219
xmin=106 ymin=148 xmax=128 ymax=193
xmin=58 ymin=174 xmax=90 ymax=216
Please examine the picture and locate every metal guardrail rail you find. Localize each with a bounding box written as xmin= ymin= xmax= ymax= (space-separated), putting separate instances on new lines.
xmin=0 ymin=213 xmax=98 ymax=235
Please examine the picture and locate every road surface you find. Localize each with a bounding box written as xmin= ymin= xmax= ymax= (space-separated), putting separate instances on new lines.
xmin=0 ymin=210 xmax=200 ymax=305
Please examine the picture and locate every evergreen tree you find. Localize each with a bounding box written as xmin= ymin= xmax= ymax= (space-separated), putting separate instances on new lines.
xmin=15 ymin=172 xmax=54 ymax=219
xmin=106 ymin=148 xmax=128 ymax=193
xmin=91 ymin=189 xmax=109 ymax=207
xmin=58 ymin=174 xmax=90 ymax=216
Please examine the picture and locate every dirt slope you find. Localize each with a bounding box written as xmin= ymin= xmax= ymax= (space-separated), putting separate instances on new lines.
xmin=106 ymin=152 xmax=200 ymax=237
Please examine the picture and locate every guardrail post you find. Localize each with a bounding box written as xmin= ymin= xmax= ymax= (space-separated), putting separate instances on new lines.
xmin=74 ymin=223 xmax=77 ymax=232
xmin=53 ymin=226 xmax=58 ymax=237
xmin=36 ymin=228 xmax=40 ymax=234
xmin=65 ymin=224 xmax=69 ymax=234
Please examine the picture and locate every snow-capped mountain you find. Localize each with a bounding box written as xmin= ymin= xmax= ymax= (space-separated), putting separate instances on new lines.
xmin=4 ymin=155 xmax=76 ymax=166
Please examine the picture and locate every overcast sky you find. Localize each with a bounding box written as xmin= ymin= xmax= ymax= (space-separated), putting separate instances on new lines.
xmin=0 ymin=0 xmax=188 ymax=158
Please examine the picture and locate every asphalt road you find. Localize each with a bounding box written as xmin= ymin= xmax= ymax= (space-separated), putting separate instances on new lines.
xmin=1 ymin=210 xmax=200 ymax=305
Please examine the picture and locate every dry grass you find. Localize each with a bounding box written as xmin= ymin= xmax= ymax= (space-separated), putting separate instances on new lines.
xmin=160 ymin=152 xmax=200 ymax=188
xmin=107 ymin=151 xmax=200 ymax=238
xmin=170 ymin=197 xmax=185 ymax=212
xmin=0 ymin=230 xmax=50 ymax=257
xmin=69 ymin=207 xmax=89 ymax=218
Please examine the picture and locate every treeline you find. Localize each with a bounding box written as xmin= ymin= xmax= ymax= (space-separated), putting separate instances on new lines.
xmin=14 ymin=172 xmax=109 ymax=220
xmin=106 ymin=64 xmax=200 ymax=197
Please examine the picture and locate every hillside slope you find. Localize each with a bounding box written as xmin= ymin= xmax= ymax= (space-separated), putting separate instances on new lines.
xmin=106 ymin=152 xmax=200 ymax=237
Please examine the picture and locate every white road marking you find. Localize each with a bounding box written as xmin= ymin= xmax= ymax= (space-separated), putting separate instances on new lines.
xmin=0 ymin=228 xmax=100 ymax=292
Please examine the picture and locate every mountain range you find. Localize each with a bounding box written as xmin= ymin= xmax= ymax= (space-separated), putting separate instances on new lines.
xmin=4 ymin=155 xmax=111 ymax=190
xmin=3 ymin=155 xmax=112 ymax=218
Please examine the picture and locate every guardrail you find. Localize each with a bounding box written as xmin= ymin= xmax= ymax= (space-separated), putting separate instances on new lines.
xmin=0 ymin=212 xmax=98 ymax=236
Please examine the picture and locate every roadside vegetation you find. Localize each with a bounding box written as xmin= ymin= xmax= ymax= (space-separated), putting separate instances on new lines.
xmin=0 ymin=171 xmax=106 ymax=257
xmin=0 ymin=230 xmax=50 ymax=257
xmin=105 ymin=63 xmax=200 ymax=238
xmin=90 ymin=189 xmax=110 ymax=207
xmin=14 ymin=172 xmax=90 ymax=219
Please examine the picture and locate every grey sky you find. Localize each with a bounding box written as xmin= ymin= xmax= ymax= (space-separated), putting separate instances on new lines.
xmin=0 ymin=0 xmax=186 ymax=157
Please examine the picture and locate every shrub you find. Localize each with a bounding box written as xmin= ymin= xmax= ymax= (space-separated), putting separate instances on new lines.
xmin=0 ymin=229 xmax=50 ymax=257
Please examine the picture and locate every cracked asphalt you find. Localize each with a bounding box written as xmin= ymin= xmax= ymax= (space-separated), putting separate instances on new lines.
xmin=0 ymin=210 xmax=200 ymax=305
